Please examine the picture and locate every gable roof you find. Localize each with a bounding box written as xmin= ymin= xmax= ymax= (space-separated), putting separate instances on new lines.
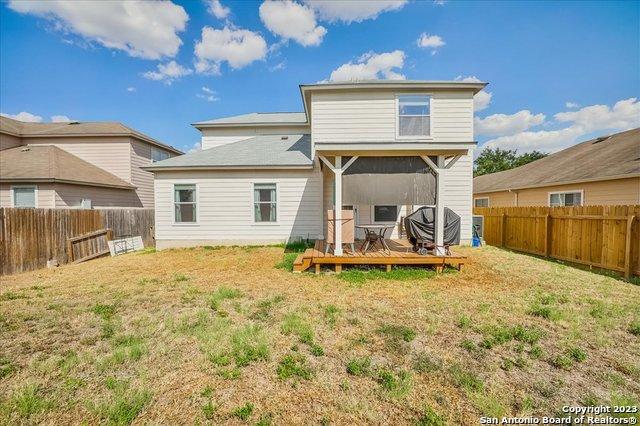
xmin=144 ymin=134 xmax=313 ymax=171
xmin=193 ymin=112 xmax=308 ymax=127
xmin=0 ymin=116 xmax=183 ymax=154
xmin=0 ymin=145 xmax=135 ymax=189
xmin=474 ymin=128 xmax=640 ymax=193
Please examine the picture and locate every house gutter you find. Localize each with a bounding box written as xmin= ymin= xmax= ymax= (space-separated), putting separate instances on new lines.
xmin=142 ymin=165 xmax=314 ymax=172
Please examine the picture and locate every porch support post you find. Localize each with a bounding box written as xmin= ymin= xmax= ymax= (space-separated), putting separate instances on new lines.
xmin=334 ymin=156 xmax=343 ymax=256
xmin=435 ymin=155 xmax=445 ymax=247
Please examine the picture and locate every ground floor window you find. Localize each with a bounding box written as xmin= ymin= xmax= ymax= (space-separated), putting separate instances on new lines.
xmin=474 ymin=197 xmax=489 ymax=208
xmin=174 ymin=184 xmax=196 ymax=223
xmin=549 ymin=191 xmax=582 ymax=207
xmin=254 ymin=183 xmax=277 ymax=222
xmin=12 ymin=186 xmax=36 ymax=208
xmin=374 ymin=205 xmax=398 ymax=222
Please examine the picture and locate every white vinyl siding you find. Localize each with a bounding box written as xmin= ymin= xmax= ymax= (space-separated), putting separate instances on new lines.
xmin=200 ymin=125 xmax=310 ymax=150
xmin=154 ymin=168 xmax=322 ymax=247
xmin=131 ymin=139 xmax=164 ymax=208
xmin=0 ymin=183 xmax=55 ymax=208
xmin=311 ymin=90 xmax=473 ymax=144
xmin=441 ymin=152 xmax=474 ymax=242
xmin=53 ymin=183 xmax=141 ymax=208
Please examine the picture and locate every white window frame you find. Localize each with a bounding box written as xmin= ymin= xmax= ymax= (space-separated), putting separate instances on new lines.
xmin=11 ymin=185 xmax=38 ymax=208
xmin=548 ymin=190 xmax=584 ymax=207
xmin=251 ymin=182 xmax=279 ymax=225
xmin=474 ymin=197 xmax=490 ymax=208
xmin=151 ymin=147 xmax=170 ymax=163
xmin=172 ymin=182 xmax=199 ymax=225
xmin=371 ymin=205 xmax=399 ymax=223
xmin=395 ymin=94 xmax=433 ymax=140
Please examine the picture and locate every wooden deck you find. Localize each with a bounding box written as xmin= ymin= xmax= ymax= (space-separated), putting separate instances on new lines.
xmin=293 ymin=239 xmax=466 ymax=273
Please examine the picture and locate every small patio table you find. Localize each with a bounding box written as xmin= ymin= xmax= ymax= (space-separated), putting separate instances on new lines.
xmin=355 ymin=224 xmax=394 ymax=254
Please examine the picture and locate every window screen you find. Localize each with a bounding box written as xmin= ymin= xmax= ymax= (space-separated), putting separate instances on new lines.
xmin=374 ymin=205 xmax=398 ymax=222
xmin=474 ymin=198 xmax=489 ymax=208
xmin=152 ymin=148 xmax=170 ymax=162
xmin=254 ymin=183 xmax=277 ymax=222
xmin=13 ymin=187 xmax=36 ymax=208
xmin=174 ymin=184 xmax=196 ymax=222
xmin=549 ymin=192 xmax=582 ymax=207
xmin=398 ymin=95 xmax=430 ymax=137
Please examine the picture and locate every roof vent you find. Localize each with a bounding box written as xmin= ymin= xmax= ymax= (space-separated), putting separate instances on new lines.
xmin=68 ymin=121 xmax=80 ymax=125
xmin=593 ymin=136 xmax=610 ymax=144
xmin=281 ymin=136 xmax=289 ymax=140
xmin=21 ymin=146 xmax=30 ymax=152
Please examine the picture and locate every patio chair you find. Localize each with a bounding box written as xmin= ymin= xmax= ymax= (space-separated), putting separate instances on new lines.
xmin=326 ymin=209 xmax=355 ymax=254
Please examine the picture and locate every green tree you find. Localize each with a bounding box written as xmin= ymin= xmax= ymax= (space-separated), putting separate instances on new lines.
xmin=474 ymin=148 xmax=548 ymax=177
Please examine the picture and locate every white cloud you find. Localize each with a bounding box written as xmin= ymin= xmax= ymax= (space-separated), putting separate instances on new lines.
xmin=127 ymin=87 xmax=136 ymax=92
xmin=554 ymin=98 xmax=640 ymax=133
xmin=328 ymin=50 xmax=405 ymax=82
xmin=269 ymin=61 xmax=286 ymax=72
xmin=259 ymin=1 xmax=326 ymax=47
xmin=7 ymin=0 xmax=188 ymax=60
xmin=143 ymin=60 xmax=192 ymax=84
xmin=194 ymin=26 xmax=267 ymax=74
xmin=1 ymin=111 xmax=43 ymax=122
xmin=455 ymin=75 xmax=492 ymax=112
xmin=188 ymin=141 xmax=202 ymax=153
xmin=304 ymin=0 xmax=407 ymax=23
xmin=475 ymin=110 xmax=545 ymax=137
xmin=51 ymin=115 xmax=71 ymax=122
xmin=482 ymin=98 xmax=640 ymax=153
xmin=433 ymin=0 xmax=446 ymax=5
xmin=206 ymin=0 xmax=230 ymax=19
xmin=417 ymin=33 xmax=445 ymax=55
xmin=197 ymin=86 xmax=219 ymax=102
xmin=565 ymin=101 xmax=579 ymax=109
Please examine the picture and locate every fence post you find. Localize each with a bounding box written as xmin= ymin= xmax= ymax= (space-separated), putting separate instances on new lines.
xmin=624 ymin=215 xmax=635 ymax=280
xmin=545 ymin=214 xmax=552 ymax=257
xmin=501 ymin=214 xmax=507 ymax=247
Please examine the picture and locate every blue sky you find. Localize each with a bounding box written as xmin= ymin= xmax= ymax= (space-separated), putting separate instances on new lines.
xmin=1 ymin=0 xmax=638 ymax=154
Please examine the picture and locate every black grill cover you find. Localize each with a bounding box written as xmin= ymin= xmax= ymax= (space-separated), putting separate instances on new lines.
xmin=404 ymin=206 xmax=461 ymax=246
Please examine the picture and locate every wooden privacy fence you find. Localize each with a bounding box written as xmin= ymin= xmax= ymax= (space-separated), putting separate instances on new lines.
xmin=473 ymin=205 xmax=640 ymax=278
xmin=0 ymin=208 xmax=154 ymax=276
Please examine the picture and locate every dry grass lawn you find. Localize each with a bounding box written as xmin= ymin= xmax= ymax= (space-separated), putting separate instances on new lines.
xmin=1 ymin=245 xmax=639 ymax=425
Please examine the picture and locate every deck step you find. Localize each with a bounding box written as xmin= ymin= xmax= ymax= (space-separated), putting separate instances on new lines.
xmin=292 ymin=254 xmax=312 ymax=273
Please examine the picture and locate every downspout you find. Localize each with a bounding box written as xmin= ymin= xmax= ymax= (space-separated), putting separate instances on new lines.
xmin=508 ymin=189 xmax=519 ymax=206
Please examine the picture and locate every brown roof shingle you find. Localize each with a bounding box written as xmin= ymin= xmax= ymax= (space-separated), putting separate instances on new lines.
xmin=0 ymin=115 xmax=182 ymax=154
xmin=474 ymin=128 xmax=640 ymax=193
xmin=0 ymin=145 xmax=135 ymax=189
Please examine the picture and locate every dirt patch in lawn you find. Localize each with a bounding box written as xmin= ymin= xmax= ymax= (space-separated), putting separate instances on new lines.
xmin=0 ymin=245 xmax=639 ymax=424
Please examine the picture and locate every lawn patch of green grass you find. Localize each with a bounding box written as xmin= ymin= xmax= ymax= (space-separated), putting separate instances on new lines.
xmin=551 ymin=354 xmax=573 ymax=370
xmin=412 ymin=352 xmax=442 ymax=373
xmin=281 ymin=313 xmax=314 ymax=345
xmin=172 ymin=273 xmax=189 ymax=282
xmin=324 ymin=304 xmax=340 ymax=328
xmin=230 ymin=325 xmax=269 ymax=367
xmin=567 ymin=347 xmax=587 ymax=363
xmin=337 ymin=267 xmax=437 ymax=284
xmin=92 ymin=386 xmax=151 ymax=425
xmin=346 ymin=357 xmax=371 ymax=376
xmin=376 ymin=368 xmax=411 ymax=397
xmin=275 ymin=252 xmax=299 ymax=271
xmin=232 ymin=402 xmax=254 ymax=421
xmin=417 ymin=405 xmax=445 ymax=426
xmin=277 ymin=354 xmax=312 ymax=381
xmin=209 ymin=286 xmax=243 ymax=311
xmin=479 ymin=324 xmax=543 ymax=349
xmin=0 ymin=356 xmax=16 ymax=379
xmin=449 ymin=365 xmax=483 ymax=392
xmin=91 ymin=303 xmax=117 ymax=321
xmin=0 ymin=291 xmax=28 ymax=301
xmin=4 ymin=385 xmax=51 ymax=419
xmin=628 ymin=319 xmax=640 ymax=336
xmin=377 ymin=324 xmax=416 ymax=343
xmin=250 ymin=295 xmax=285 ymax=321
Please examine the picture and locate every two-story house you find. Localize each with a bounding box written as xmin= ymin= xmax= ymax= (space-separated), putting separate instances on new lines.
xmin=146 ymin=80 xmax=486 ymax=251
xmin=0 ymin=116 xmax=182 ymax=209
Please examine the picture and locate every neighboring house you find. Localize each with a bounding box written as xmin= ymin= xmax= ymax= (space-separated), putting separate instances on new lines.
xmin=473 ymin=128 xmax=640 ymax=208
xmin=146 ymin=80 xmax=485 ymax=250
xmin=0 ymin=116 xmax=182 ymax=209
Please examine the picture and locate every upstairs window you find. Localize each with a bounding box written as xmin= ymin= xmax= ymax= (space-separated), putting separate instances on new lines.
xmin=549 ymin=191 xmax=582 ymax=207
xmin=398 ymin=95 xmax=430 ymax=137
xmin=152 ymin=147 xmax=170 ymax=163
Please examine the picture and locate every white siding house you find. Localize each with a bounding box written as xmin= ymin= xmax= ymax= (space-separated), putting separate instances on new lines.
xmin=148 ymin=80 xmax=485 ymax=251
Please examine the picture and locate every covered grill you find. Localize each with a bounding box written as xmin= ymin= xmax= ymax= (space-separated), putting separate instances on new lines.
xmin=404 ymin=206 xmax=461 ymax=254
